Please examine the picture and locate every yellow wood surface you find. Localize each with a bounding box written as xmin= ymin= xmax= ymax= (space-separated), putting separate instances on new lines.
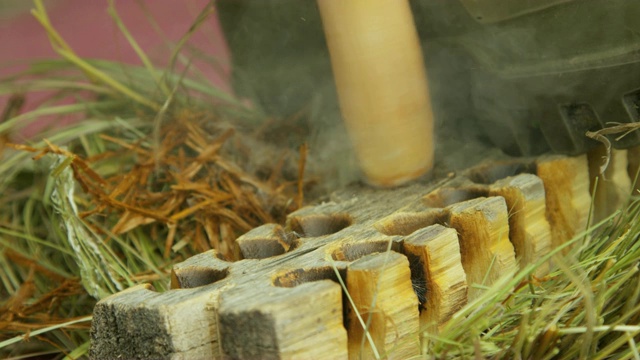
xmin=317 ymin=0 xmax=434 ymax=187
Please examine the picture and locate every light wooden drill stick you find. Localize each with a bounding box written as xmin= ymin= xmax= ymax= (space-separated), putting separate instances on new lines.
xmin=318 ymin=0 xmax=434 ymax=187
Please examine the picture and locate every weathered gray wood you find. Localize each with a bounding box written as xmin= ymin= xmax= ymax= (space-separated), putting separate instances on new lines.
xmin=90 ymin=280 xmax=227 ymax=359
xmin=219 ymin=280 xmax=347 ymax=359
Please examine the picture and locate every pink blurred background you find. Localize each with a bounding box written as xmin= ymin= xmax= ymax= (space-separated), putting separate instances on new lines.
xmin=0 ymin=0 xmax=232 ymax=137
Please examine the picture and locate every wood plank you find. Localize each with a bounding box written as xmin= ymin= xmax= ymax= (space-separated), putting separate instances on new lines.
xmin=419 ymin=173 xmax=552 ymax=275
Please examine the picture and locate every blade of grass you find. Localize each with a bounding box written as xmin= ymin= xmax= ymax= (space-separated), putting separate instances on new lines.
xmin=30 ymin=1 xmax=161 ymax=111
xmin=30 ymin=0 xmax=74 ymax=56
xmin=0 ymin=101 xmax=120 ymax=134
xmin=164 ymin=2 xmax=215 ymax=86
xmin=330 ymin=261 xmax=381 ymax=359
xmin=61 ymin=340 xmax=90 ymax=360
xmin=107 ymin=0 xmax=170 ymax=97
xmin=0 ymin=80 xmax=113 ymax=96
xmin=0 ymin=227 xmax=75 ymax=256
xmin=52 ymin=48 xmax=161 ymax=111
xmin=0 ymin=316 xmax=92 ymax=349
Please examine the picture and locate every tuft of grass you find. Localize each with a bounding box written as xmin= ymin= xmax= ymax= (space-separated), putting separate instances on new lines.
xmin=423 ymin=198 xmax=640 ymax=359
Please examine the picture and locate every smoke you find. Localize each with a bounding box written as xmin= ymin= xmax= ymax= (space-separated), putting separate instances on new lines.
xmin=415 ymin=0 xmax=640 ymax=156
xmin=216 ymin=0 xmax=640 ymax=189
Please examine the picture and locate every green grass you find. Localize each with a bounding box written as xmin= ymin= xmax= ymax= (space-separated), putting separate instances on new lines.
xmin=427 ymin=203 xmax=640 ymax=359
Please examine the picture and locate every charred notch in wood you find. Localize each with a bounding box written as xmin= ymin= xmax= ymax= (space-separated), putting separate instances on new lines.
xmin=330 ymin=240 xmax=402 ymax=261
xmin=287 ymin=213 xmax=353 ymax=237
xmin=170 ymin=266 xmax=229 ymax=289
xmin=272 ymin=267 xmax=344 ymax=288
xmin=404 ymin=225 xmax=468 ymax=329
xmin=467 ymin=161 xmax=536 ymax=184
xmin=214 ymin=251 xmax=228 ymax=261
xmin=403 ymin=252 xmax=427 ymax=310
xmin=423 ymin=187 xmax=488 ymax=208
xmin=272 ymin=266 xmax=351 ymax=331
xmin=345 ymin=252 xmax=420 ymax=357
xmin=237 ymin=224 xmax=298 ymax=259
xmin=374 ymin=210 xmax=446 ymax=236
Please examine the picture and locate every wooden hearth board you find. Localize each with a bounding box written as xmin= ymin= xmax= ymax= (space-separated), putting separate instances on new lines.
xmin=89 ymin=152 xmax=632 ymax=359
